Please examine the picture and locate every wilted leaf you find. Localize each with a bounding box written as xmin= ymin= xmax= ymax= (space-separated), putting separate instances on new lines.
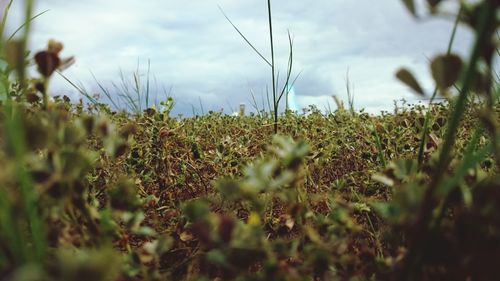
xmin=179 ymin=231 xmax=194 ymax=242
xmin=427 ymin=132 xmax=441 ymax=149
xmin=396 ymin=68 xmax=425 ymax=96
xmin=285 ymin=217 xmax=295 ymax=230
xmin=431 ymin=54 xmax=463 ymax=90
xmin=372 ymin=174 xmax=395 ymax=187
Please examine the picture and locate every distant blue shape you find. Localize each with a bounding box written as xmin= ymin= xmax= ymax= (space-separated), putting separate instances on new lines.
xmin=287 ymin=85 xmax=300 ymax=112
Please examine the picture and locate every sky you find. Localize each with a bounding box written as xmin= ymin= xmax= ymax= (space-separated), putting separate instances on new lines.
xmin=5 ymin=0 xmax=474 ymax=115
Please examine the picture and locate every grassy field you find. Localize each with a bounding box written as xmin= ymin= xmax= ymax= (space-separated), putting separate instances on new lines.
xmin=0 ymin=0 xmax=499 ymax=280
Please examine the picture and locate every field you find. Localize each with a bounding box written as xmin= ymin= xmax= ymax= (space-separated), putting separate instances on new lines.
xmin=0 ymin=0 xmax=499 ymax=280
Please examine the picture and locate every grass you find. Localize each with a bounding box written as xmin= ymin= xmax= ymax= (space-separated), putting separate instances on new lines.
xmin=0 ymin=0 xmax=498 ymax=280
xmin=219 ymin=1 xmax=299 ymax=134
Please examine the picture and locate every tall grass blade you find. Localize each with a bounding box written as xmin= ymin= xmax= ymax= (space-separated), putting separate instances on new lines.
xmin=277 ymin=31 xmax=294 ymax=106
xmin=266 ymin=0 xmax=278 ymax=133
xmin=146 ymin=59 xmax=151 ymax=108
xmin=57 ymin=70 xmax=99 ymax=105
xmin=0 ymin=0 xmax=14 ymax=44
xmin=371 ymin=126 xmax=387 ymax=168
xmin=91 ymin=72 xmax=120 ymax=110
xmin=7 ymin=9 xmax=49 ymax=42
xmin=218 ymin=5 xmax=272 ymax=67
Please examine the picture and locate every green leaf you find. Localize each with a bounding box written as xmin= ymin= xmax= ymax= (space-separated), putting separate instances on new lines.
xmin=182 ymin=200 xmax=210 ymax=222
xmin=206 ymin=249 xmax=228 ymax=267
xmin=396 ymin=68 xmax=425 ymax=96
xmin=431 ymin=54 xmax=463 ymax=90
xmin=371 ymin=202 xmax=401 ymax=219
xmin=401 ymin=0 xmax=417 ymax=16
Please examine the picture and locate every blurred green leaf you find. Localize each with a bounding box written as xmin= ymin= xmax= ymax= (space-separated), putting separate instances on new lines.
xmin=206 ymin=249 xmax=228 ymax=267
xmin=401 ymin=0 xmax=417 ymax=16
xmin=4 ymin=40 xmax=25 ymax=74
xmin=396 ymin=68 xmax=425 ymax=96
xmin=372 ymin=202 xmax=401 ymax=219
xmin=109 ymin=179 xmax=141 ymax=211
xmin=183 ymin=200 xmax=210 ymax=222
xmin=56 ymin=248 xmax=121 ymax=281
xmin=431 ymin=54 xmax=463 ymax=90
xmin=390 ymin=158 xmax=419 ymax=181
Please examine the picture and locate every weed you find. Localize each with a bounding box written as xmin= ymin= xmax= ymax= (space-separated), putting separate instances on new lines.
xmin=220 ymin=1 xmax=300 ymax=134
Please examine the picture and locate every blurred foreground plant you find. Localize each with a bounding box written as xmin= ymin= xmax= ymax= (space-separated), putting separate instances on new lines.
xmin=377 ymin=0 xmax=500 ymax=280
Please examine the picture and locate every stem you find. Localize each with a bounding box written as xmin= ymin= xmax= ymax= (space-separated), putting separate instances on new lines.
xmin=42 ymin=78 xmax=49 ymax=110
xmin=0 ymin=0 xmax=14 ymax=45
xmin=18 ymin=0 xmax=33 ymax=91
xmin=267 ymin=0 xmax=277 ymax=134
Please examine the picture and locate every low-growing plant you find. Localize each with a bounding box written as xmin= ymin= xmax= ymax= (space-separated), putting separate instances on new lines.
xmin=0 ymin=0 xmax=498 ymax=280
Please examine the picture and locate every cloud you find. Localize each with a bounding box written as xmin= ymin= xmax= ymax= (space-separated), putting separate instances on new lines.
xmin=6 ymin=0 xmax=474 ymax=115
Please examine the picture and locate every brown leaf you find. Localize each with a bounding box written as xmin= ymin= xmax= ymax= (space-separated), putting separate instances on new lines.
xmin=218 ymin=214 xmax=235 ymax=243
xmin=26 ymin=93 xmax=41 ymax=103
xmin=35 ymin=51 xmax=60 ymax=77
xmin=179 ymin=231 xmax=194 ymax=242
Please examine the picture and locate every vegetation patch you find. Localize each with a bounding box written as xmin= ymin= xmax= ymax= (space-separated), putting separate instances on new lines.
xmin=0 ymin=0 xmax=499 ymax=280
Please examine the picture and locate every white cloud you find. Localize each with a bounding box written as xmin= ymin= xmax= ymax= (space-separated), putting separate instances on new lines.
xmin=5 ymin=0 xmax=474 ymax=114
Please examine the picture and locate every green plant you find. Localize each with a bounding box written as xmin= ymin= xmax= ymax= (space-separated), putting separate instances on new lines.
xmin=219 ymin=0 xmax=300 ymax=134
xmin=375 ymin=0 xmax=500 ymax=279
xmin=89 ymin=60 xmax=169 ymax=114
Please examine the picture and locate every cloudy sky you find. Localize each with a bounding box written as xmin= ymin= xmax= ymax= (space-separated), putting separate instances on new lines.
xmin=6 ymin=0 xmax=474 ymax=115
